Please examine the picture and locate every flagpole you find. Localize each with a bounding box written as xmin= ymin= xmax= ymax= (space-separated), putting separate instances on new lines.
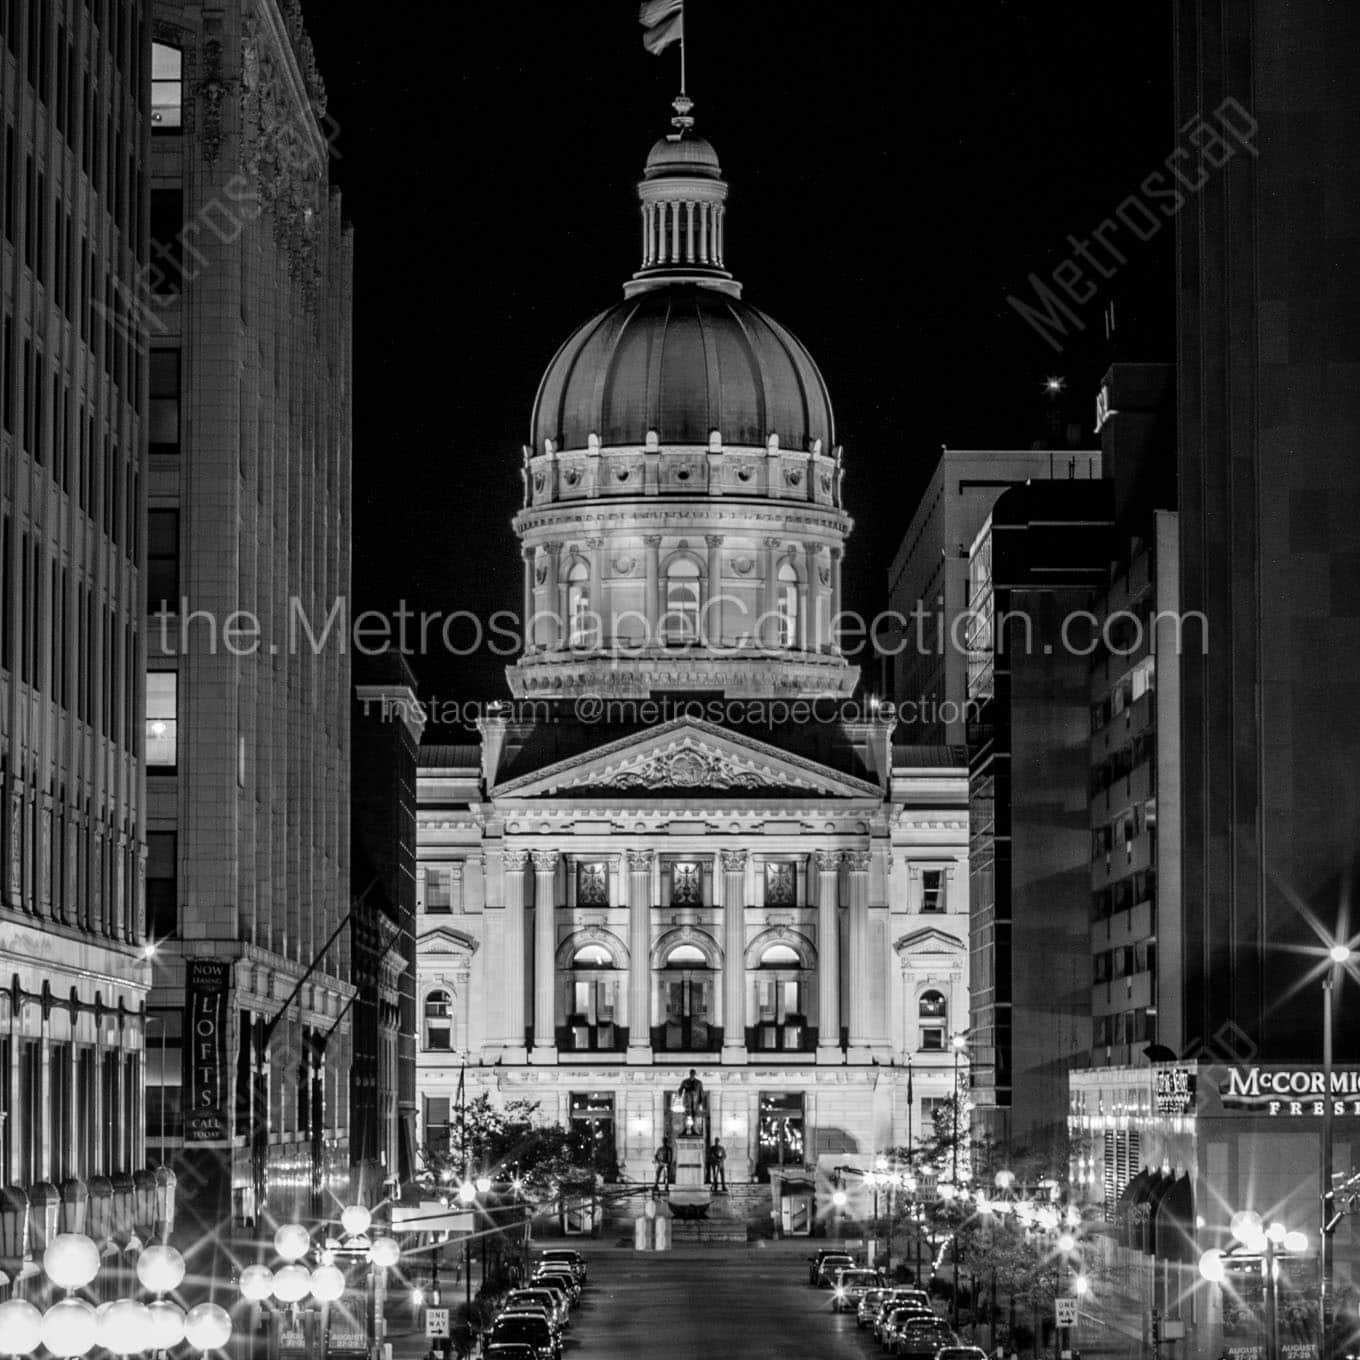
xmin=679 ymin=0 xmax=687 ymax=96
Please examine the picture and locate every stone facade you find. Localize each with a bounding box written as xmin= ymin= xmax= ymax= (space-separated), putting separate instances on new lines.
xmin=142 ymin=0 xmax=353 ymax=1233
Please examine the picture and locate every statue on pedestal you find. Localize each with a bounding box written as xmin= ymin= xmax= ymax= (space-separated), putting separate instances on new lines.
xmin=678 ymin=1068 xmax=705 ymax=1134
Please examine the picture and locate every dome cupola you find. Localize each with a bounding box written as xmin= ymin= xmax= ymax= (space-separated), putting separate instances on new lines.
xmin=508 ymin=98 xmax=857 ymax=702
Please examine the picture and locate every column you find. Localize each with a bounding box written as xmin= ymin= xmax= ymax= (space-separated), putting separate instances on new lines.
xmin=699 ymin=202 xmax=709 ymax=262
xmin=541 ymin=540 xmax=563 ymax=649
xmin=705 ymin=535 xmax=724 ymax=648
xmin=640 ymin=204 xmax=649 ymax=265
xmin=643 ymin=535 xmax=662 ymax=646
xmin=502 ymin=850 xmax=529 ymax=1056
xmin=627 ymin=849 xmax=654 ymax=1062
xmin=685 ymin=201 xmax=695 ymax=261
xmin=671 ymin=201 xmax=681 ymax=262
xmin=846 ymin=851 xmax=872 ymax=1057
xmin=762 ymin=538 xmax=781 ymax=648
xmin=520 ymin=548 xmax=534 ymax=653
xmin=816 ymin=850 xmax=842 ymax=1062
xmin=586 ymin=537 xmax=605 ymax=646
xmin=531 ymin=850 xmax=559 ymax=1056
xmin=721 ymin=850 xmax=748 ymax=1063
xmin=805 ymin=541 xmax=825 ymax=652
xmin=829 ymin=547 xmax=844 ymax=654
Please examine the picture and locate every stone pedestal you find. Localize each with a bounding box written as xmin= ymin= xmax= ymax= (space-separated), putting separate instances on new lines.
xmin=668 ymin=1135 xmax=712 ymax=1216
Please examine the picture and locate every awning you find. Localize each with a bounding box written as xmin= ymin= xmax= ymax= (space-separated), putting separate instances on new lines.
xmin=1152 ymin=1174 xmax=1196 ymax=1264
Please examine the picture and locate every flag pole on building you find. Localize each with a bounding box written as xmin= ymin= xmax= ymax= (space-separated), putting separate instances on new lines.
xmin=640 ymin=0 xmax=688 ymax=107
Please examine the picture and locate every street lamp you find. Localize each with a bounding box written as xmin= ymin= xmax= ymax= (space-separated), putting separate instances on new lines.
xmin=1199 ymin=1212 xmax=1310 ymax=1360
xmin=1322 ymin=942 xmax=1352 ymax=1360
xmin=950 ymin=1032 xmax=970 ymax=1329
xmin=0 ymin=1232 xmax=227 ymax=1359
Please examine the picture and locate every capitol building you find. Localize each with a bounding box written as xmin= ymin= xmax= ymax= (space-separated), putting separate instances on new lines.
xmin=415 ymin=97 xmax=969 ymax=1210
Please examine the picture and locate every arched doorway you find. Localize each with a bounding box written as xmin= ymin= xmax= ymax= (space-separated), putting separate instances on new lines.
xmin=657 ymin=942 xmax=718 ymax=1052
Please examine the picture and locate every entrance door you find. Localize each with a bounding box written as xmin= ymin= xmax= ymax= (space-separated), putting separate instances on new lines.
xmin=757 ymin=1091 xmax=806 ymax=1180
xmin=662 ymin=973 xmax=712 ymax=1051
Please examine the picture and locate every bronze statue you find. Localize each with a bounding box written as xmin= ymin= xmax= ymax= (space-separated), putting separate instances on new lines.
xmin=678 ymin=1068 xmax=705 ymax=1133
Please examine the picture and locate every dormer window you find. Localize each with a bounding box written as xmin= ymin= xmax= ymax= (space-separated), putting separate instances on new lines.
xmin=664 ymin=558 xmax=701 ymax=642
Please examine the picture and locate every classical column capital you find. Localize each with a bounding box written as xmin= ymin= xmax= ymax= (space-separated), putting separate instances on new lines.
xmin=541 ymin=540 xmax=562 ymax=557
xmin=503 ymin=849 xmax=531 ymax=871
xmin=763 ymin=537 xmax=783 ymax=550
xmin=814 ymin=849 xmax=843 ymax=872
xmin=626 ymin=848 xmax=655 ymax=870
xmin=845 ymin=850 xmax=871 ymax=873
xmin=585 ymin=537 xmax=605 ymax=549
xmin=531 ymin=849 xmax=560 ymax=871
xmin=705 ymin=534 xmax=725 ymax=548
xmin=642 ymin=534 xmax=663 ymax=548
xmin=720 ymin=849 xmax=748 ymax=873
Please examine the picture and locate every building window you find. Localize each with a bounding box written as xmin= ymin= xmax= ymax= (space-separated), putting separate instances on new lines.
xmin=567 ymin=559 xmax=591 ymax=646
xmin=764 ymin=861 xmax=795 ymax=907
xmin=754 ymin=943 xmax=807 ymax=1052
xmin=147 ymin=509 xmax=179 ymax=613
xmin=149 ymin=349 xmax=180 ymax=452
xmin=919 ymin=989 xmax=946 ymax=1050
xmin=151 ymin=42 xmax=183 ymax=131
xmin=569 ymin=1092 xmax=618 ymax=1179
xmin=663 ymin=558 xmax=701 ymax=642
xmin=660 ymin=944 xmax=714 ymax=1052
xmin=669 ymin=861 xmax=702 ymax=906
xmin=776 ymin=562 xmax=799 ymax=647
xmin=149 ymin=191 xmax=184 ymax=295
xmin=576 ymin=861 xmax=609 ymax=907
xmin=919 ymin=1095 xmax=951 ymax=1134
xmin=425 ymin=867 xmax=452 ymax=914
xmin=147 ymin=831 xmax=177 ymax=939
xmin=146 ymin=670 xmax=177 ymax=770
xmin=756 ymin=1091 xmax=804 ymax=1179
xmin=921 ymin=869 xmax=944 ymax=913
xmin=424 ymin=990 xmax=453 ymax=1051
xmin=424 ymin=1096 xmax=451 ymax=1157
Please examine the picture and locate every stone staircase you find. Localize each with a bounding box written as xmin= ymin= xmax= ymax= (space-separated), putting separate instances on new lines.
xmin=601 ymin=1182 xmax=774 ymax=1245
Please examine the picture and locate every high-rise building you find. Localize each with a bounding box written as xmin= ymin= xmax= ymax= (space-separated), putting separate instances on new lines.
xmin=350 ymin=651 xmax=423 ymax=1202
xmin=141 ymin=0 xmax=353 ymax=1243
xmin=414 ymin=97 xmax=972 ymax=1221
xmin=1175 ymin=0 xmax=1360 ymax=1065
xmin=886 ymin=448 xmax=1100 ymax=746
xmin=965 ymin=478 xmax=1114 ymax=1147
xmin=0 ymin=0 xmax=154 ymax=1251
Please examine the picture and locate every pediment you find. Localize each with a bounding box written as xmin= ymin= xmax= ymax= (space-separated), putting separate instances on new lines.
xmin=893 ymin=926 xmax=966 ymax=961
xmin=491 ymin=718 xmax=881 ymax=800
xmin=419 ymin=926 xmax=479 ymax=963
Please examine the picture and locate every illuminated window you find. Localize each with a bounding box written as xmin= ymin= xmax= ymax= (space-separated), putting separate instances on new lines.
xmin=576 ymin=861 xmax=608 ymax=907
xmin=567 ymin=559 xmax=590 ymax=646
xmin=777 ymin=562 xmax=799 ymax=647
xmin=146 ymin=670 xmax=177 ymax=770
xmin=664 ymin=558 xmax=701 ymax=642
xmin=764 ymin=861 xmax=795 ymax=906
xmin=149 ymin=349 xmax=181 ymax=452
xmin=151 ymin=43 xmax=183 ymax=131
xmin=921 ymin=869 xmax=944 ymax=913
xmin=425 ymin=867 xmax=452 ymax=913
xmin=669 ymin=861 xmax=702 ymax=906
xmin=424 ymin=991 xmax=453 ymax=1051
xmin=919 ymin=989 xmax=946 ymax=1050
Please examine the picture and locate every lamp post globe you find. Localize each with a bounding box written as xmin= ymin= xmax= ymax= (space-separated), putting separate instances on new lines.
xmin=1198 ymin=1249 xmax=1226 ymax=1283
xmin=42 ymin=1233 xmax=101 ymax=1291
xmin=98 ymin=1299 xmax=154 ymax=1356
xmin=0 ymin=1298 xmax=44 ymax=1355
xmin=146 ymin=1300 xmax=188 ymax=1350
xmin=135 ymin=1243 xmax=187 ymax=1294
xmin=238 ymin=1264 xmax=276 ymax=1302
xmin=340 ymin=1204 xmax=372 ymax=1238
xmin=40 ymin=1297 xmax=100 ymax=1357
xmin=183 ymin=1301 xmax=233 ymax=1352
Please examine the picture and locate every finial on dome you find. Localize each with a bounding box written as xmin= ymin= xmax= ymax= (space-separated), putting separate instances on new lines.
xmin=671 ymin=93 xmax=695 ymax=132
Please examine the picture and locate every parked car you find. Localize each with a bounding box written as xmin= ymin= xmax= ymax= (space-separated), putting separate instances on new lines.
xmin=484 ymin=1345 xmax=539 ymax=1360
xmin=935 ymin=1347 xmax=989 ymax=1360
xmin=504 ymin=1289 xmax=568 ymax=1331
xmin=858 ymin=1288 xmax=891 ymax=1328
xmin=536 ymin=1248 xmax=588 ymax=1285
xmin=815 ymin=1252 xmax=857 ymax=1287
xmin=832 ymin=1267 xmax=884 ymax=1312
xmin=532 ymin=1269 xmax=580 ymax=1306
xmin=892 ymin=1317 xmax=957 ymax=1359
xmin=496 ymin=1301 xmax=558 ymax=1336
xmin=876 ymin=1304 xmax=937 ymax=1346
xmin=486 ymin=1313 xmax=560 ymax=1360
xmin=809 ymin=1248 xmax=855 ymax=1285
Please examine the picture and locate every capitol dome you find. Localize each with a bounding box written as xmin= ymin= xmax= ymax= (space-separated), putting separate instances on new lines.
xmin=531 ymin=285 xmax=835 ymax=455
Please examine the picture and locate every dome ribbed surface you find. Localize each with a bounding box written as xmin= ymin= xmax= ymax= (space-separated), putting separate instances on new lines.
xmin=644 ymin=133 xmax=722 ymax=179
xmin=531 ymin=285 xmax=835 ymax=454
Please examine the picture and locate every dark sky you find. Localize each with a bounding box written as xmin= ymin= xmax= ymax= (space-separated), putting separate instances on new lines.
xmin=305 ymin=1 xmax=1173 ymax=707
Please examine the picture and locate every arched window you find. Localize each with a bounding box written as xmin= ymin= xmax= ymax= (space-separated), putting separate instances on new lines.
xmin=151 ymin=43 xmax=183 ymax=132
xmin=777 ymin=562 xmax=799 ymax=647
xmin=572 ymin=944 xmax=613 ymax=968
xmin=918 ymin=990 xmax=946 ymax=1051
xmin=754 ymin=943 xmax=807 ymax=1052
xmin=664 ymin=558 xmax=702 ymax=642
xmin=566 ymin=944 xmax=619 ymax=1052
xmin=660 ymin=942 xmax=714 ymax=1052
xmin=567 ymin=559 xmax=591 ymax=646
xmin=665 ymin=943 xmax=708 ymax=967
xmin=424 ymin=990 xmax=453 ymax=1051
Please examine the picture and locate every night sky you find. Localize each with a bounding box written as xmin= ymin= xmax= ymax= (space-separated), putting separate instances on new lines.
xmin=304 ymin=1 xmax=1174 ymax=709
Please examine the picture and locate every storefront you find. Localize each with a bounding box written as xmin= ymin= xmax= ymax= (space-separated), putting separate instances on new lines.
xmin=1069 ymin=1063 xmax=1360 ymax=1359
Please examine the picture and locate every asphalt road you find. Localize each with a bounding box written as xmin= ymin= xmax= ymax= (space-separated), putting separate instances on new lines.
xmin=560 ymin=1241 xmax=883 ymax=1360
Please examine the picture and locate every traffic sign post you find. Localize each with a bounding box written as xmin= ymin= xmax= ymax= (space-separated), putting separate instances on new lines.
xmin=1056 ymin=1298 xmax=1079 ymax=1327
xmin=425 ymin=1307 xmax=451 ymax=1338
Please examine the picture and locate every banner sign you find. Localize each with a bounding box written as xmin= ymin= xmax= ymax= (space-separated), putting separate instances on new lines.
xmin=1154 ymin=1068 xmax=1196 ymax=1115
xmin=182 ymin=958 xmax=231 ymax=1141
xmin=1217 ymin=1066 xmax=1360 ymax=1117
